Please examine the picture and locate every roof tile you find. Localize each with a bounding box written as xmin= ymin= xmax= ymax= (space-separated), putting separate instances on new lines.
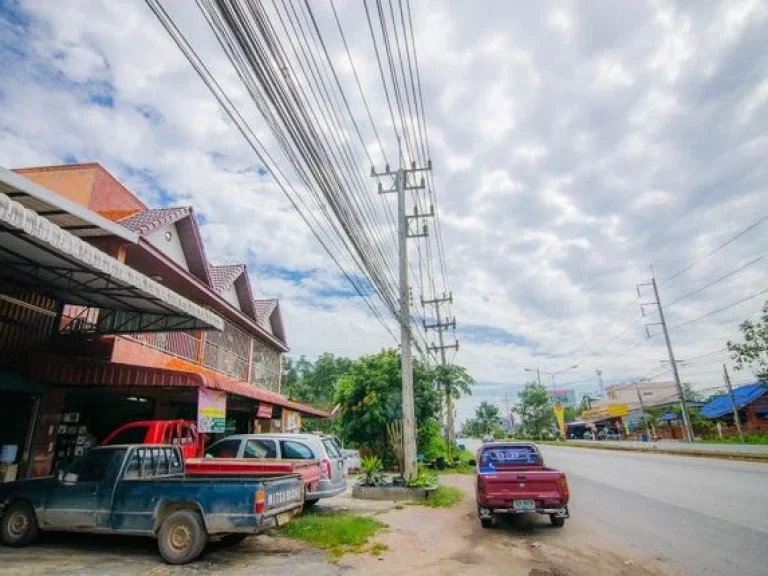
xmin=118 ymin=207 xmax=190 ymax=235
xmin=209 ymin=264 xmax=246 ymax=293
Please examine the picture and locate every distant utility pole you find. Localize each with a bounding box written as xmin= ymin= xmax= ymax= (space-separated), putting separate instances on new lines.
xmin=638 ymin=272 xmax=694 ymax=442
xmin=723 ymin=364 xmax=744 ymax=443
xmin=635 ymin=380 xmax=655 ymax=439
xmin=372 ymin=152 xmax=431 ymax=480
xmin=596 ymin=368 xmax=605 ymax=398
xmin=423 ymin=292 xmax=458 ymax=447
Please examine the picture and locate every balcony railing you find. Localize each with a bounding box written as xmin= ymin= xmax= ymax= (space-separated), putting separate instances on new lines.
xmin=127 ymin=331 xmax=202 ymax=363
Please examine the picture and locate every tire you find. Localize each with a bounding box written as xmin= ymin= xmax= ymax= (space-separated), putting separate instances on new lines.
xmin=550 ymin=514 xmax=565 ymax=527
xmin=220 ymin=533 xmax=249 ymax=546
xmin=157 ymin=509 xmax=207 ymax=565
xmin=1 ymin=500 xmax=39 ymax=547
xmin=480 ymin=517 xmax=494 ymax=529
xmin=303 ymin=499 xmax=319 ymax=511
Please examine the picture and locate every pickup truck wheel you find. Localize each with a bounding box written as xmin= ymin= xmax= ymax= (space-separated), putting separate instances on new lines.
xmin=158 ymin=510 xmax=207 ymax=565
xmin=549 ymin=515 xmax=565 ymax=527
xmin=1 ymin=501 xmax=39 ymax=547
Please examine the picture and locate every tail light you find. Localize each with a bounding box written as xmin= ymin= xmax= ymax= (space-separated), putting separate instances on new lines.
xmin=321 ymin=458 xmax=332 ymax=480
xmin=476 ymin=473 xmax=486 ymax=494
xmin=560 ymin=474 xmax=569 ymax=503
xmin=254 ymin=489 xmax=266 ymax=514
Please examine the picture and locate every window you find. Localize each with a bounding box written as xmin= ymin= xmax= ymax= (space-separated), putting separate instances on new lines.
xmin=76 ymin=449 xmax=127 ymax=483
xmin=479 ymin=445 xmax=541 ymax=471
xmin=244 ymin=439 xmax=277 ymax=459
xmin=322 ymin=438 xmax=341 ymax=459
xmin=205 ymin=439 xmax=241 ymax=459
xmin=124 ymin=448 xmax=183 ymax=478
xmin=103 ymin=425 xmax=149 ymax=446
xmin=279 ymin=440 xmax=314 ymax=460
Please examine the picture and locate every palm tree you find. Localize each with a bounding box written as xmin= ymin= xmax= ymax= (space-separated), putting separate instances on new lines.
xmin=434 ymin=364 xmax=474 ymax=450
xmin=475 ymin=401 xmax=502 ymax=435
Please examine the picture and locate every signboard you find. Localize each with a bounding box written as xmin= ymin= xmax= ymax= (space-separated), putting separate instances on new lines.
xmin=256 ymin=402 xmax=273 ymax=419
xmin=553 ymin=402 xmax=566 ymax=437
xmin=197 ymin=388 xmax=226 ymax=433
xmin=549 ymin=389 xmax=577 ymax=406
xmin=581 ymin=403 xmax=630 ymax=421
xmin=608 ymin=403 xmax=629 ymax=417
xmin=282 ymin=409 xmax=301 ymax=432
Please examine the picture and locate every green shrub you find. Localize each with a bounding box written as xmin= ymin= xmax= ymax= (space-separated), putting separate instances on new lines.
xmin=419 ymin=485 xmax=463 ymax=508
xmin=406 ymin=467 xmax=438 ymax=488
xmin=361 ymin=455 xmax=385 ymax=486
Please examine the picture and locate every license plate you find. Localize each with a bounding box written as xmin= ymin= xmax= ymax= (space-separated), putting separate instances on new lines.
xmin=267 ymin=486 xmax=302 ymax=507
xmin=512 ymin=499 xmax=536 ymax=512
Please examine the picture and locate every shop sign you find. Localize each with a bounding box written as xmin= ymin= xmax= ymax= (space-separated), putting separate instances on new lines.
xmin=283 ymin=409 xmax=301 ymax=432
xmin=553 ymin=402 xmax=566 ymax=437
xmin=198 ymin=388 xmax=226 ymax=433
xmin=256 ymin=402 xmax=273 ymax=419
xmin=608 ymin=403 xmax=629 ymax=417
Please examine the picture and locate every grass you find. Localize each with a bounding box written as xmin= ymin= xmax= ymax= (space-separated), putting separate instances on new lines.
xmin=280 ymin=512 xmax=387 ymax=560
xmin=418 ymin=485 xmax=464 ymax=508
xmin=700 ymin=434 xmax=768 ymax=445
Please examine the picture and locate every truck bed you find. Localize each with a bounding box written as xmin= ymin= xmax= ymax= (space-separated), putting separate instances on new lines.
xmin=185 ymin=458 xmax=322 ymax=493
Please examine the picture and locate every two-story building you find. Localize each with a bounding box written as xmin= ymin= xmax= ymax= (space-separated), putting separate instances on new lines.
xmin=2 ymin=163 xmax=327 ymax=478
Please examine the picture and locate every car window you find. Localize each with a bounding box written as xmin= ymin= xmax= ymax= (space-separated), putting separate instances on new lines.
xmin=322 ymin=438 xmax=341 ymax=459
xmin=280 ymin=440 xmax=314 ymax=459
xmin=479 ymin=446 xmax=541 ymax=471
xmin=123 ymin=447 xmax=182 ymax=478
xmin=244 ymin=439 xmax=277 ymax=459
xmin=103 ymin=425 xmax=149 ymax=446
xmin=76 ymin=449 xmax=126 ymax=482
xmin=205 ymin=438 xmax=241 ymax=458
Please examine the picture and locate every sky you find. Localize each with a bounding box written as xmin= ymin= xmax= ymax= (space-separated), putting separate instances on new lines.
xmin=2 ymin=0 xmax=768 ymax=423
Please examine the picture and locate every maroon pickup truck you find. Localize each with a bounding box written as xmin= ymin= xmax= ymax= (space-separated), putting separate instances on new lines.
xmin=472 ymin=442 xmax=569 ymax=528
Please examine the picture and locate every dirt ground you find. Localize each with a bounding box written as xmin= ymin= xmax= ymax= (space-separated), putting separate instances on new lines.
xmin=0 ymin=475 xmax=676 ymax=576
xmin=343 ymin=475 xmax=676 ymax=576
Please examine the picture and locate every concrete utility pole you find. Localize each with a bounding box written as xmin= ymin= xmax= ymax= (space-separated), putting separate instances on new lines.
xmin=596 ymin=368 xmax=605 ymax=399
xmin=423 ymin=293 xmax=458 ymax=447
xmin=723 ymin=364 xmax=744 ymax=443
xmin=638 ymin=273 xmax=695 ymax=442
xmin=372 ymin=153 xmax=431 ymax=480
xmin=635 ymin=381 xmax=654 ymax=439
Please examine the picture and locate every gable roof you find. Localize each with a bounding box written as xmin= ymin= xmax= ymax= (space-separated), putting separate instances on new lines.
xmin=699 ymin=382 xmax=768 ymax=418
xmin=118 ymin=207 xmax=211 ymax=286
xmin=254 ymin=299 xmax=286 ymax=345
xmin=209 ymin=263 xmax=256 ymax=319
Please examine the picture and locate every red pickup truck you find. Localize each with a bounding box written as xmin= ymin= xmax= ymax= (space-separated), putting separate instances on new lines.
xmin=472 ymin=442 xmax=569 ymax=528
xmin=102 ymin=420 xmax=321 ymax=498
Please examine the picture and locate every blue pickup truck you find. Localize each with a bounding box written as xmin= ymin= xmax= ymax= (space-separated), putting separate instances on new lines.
xmin=0 ymin=444 xmax=304 ymax=564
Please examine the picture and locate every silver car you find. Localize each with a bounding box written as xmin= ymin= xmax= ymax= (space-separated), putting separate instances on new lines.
xmin=205 ymin=433 xmax=346 ymax=505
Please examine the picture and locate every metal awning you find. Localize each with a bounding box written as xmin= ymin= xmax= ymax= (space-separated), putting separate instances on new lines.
xmin=0 ymin=190 xmax=223 ymax=333
xmin=0 ymin=166 xmax=139 ymax=241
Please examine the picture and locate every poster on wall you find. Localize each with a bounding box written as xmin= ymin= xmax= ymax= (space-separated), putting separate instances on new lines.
xmin=283 ymin=409 xmax=301 ymax=432
xmin=256 ymin=403 xmax=273 ymax=419
xmin=198 ymin=388 xmax=226 ymax=433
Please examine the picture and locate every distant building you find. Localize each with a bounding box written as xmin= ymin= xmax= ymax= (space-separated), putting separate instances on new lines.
xmin=606 ymin=381 xmax=679 ymax=411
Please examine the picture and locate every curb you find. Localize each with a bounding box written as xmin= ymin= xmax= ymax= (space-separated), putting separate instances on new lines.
xmin=540 ymin=441 xmax=768 ymax=463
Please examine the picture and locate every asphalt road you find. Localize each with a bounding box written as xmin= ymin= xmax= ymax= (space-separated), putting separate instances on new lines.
xmin=538 ymin=444 xmax=768 ymax=575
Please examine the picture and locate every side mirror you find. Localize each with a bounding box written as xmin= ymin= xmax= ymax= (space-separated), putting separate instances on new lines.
xmin=468 ymin=459 xmax=476 ymax=467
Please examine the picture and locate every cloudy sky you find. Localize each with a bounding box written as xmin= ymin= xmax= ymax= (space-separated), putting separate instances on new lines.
xmin=2 ymin=0 xmax=768 ymax=422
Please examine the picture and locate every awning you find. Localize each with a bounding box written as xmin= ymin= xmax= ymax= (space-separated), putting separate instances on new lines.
xmin=30 ymin=357 xmax=330 ymax=418
xmin=0 ymin=190 xmax=223 ymax=333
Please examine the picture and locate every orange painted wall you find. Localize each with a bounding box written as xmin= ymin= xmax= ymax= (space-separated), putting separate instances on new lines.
xmin=13 ymin=164 xmax=146 ymax=222
xmin=16 ymin=165 xmax=97 ymax=208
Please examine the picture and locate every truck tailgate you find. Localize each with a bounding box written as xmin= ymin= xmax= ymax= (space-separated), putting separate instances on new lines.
xmin=262 ymin=475 xmax=304 ymax=518
xmin=479 ymin=470 xmax=564 ymax=506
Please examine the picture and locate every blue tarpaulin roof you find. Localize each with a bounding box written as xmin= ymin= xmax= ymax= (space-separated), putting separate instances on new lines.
xmin=699 ymin=382 xmax=767 ymax=418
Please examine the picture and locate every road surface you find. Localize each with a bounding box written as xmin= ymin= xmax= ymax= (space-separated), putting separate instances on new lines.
xmin=465 ymin=438 xmax=768 ymax=575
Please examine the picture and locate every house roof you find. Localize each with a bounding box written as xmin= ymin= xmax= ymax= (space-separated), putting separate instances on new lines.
xmin=699 ymin=382 xmax=768 ymax=418
xmin=119 ymin=207 xmax=190 ymax=235
xmin=210 ymin=264 xmax=246 ymax=292
xmin=254 ymin=299 xmax=286 ymax=345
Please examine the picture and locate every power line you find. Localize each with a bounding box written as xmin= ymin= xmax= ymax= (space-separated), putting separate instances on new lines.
xmin=666 ymin=254 xmax=764 ymax=308
xmin=671 ymin=287 xmax=768 ymax=330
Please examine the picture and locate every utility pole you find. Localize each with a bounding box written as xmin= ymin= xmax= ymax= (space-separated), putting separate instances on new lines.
xmin=635 ymin=380 xmax=655 ymax=439
xmin=424 ymin=292 xmax=458 ymax=447
xmin=638 ymin=273 xmax=694 ymax=442
xmin=372 ymin=153 xmax=431 ymax=479
xmin=723 ymin=364 xmax=744 ymax=443
xmin=596 ymin=368 xmax=605 ymax=398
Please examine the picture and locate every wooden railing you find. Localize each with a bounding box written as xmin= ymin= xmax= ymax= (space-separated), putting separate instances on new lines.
xmin=127 ymin=331 xmax=202 ymax=363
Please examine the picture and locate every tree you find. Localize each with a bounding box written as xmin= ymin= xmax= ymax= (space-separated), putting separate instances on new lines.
xmin=434 ymin=364 xmax=474 ymax=448
xmin=474 ymin=401 xmax=502 ymax=435
xmin=518 ymin=381 xmax=554 ymax=437
xmin=563 ymin=406 xmax=580 ymax=423
xmin=727 ymin=301 xmax=768 ymax=380
xmin=281 ymin=353 xmax=353 ymax=408
xmin=334 ymin=350 xmax=440 ymax=465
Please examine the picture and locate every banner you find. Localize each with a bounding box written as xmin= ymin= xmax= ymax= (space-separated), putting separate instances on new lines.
xmin=283 ymin=409 xmax=301 ymax=432
xmin=553 ymin=402 xmax=566 ymax=437
xmin=198 ymin=388 xmax=226 ymax=433
xmin=256 ymin=402 xmax=273 ymax=419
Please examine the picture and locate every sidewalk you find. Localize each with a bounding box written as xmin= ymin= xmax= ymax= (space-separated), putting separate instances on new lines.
xmin=550 ymin=439 xmax=768 ymax=461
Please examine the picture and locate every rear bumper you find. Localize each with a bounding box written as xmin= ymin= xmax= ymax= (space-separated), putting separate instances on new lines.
xmin=478 ymin=505 xmax=569 ymax=518
xmin=306 ymin=483 xmax=346 ymax=501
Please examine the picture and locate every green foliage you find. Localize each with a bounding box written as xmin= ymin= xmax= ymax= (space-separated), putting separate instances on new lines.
xmin=419 ymin=485 xmax=464 ymax=508
xmin=334 ymin=349 xmax=441 ymax=463
xmin=474 ymin=401 xmax=503 ymax=434
xmin=418 ymin=419 xmax=446 ymax=461
xmin=280 ymin=512 xmax=386 ymax=559
xmin=700 ymin=433 xmax=768 ymax=445
xmin=360 ymin=455 xmax=384 ymax=487
xmin=405 ymin=467 xmax=438 ymax=488
xmin=282 ymin=354 xmax=354 ymax=409
xmin=563 ymin=406 xmax=580 ymax=423
xmin=518 ymin=381 xmax=554 ymax=436
xmin=434 ymin=364 xmax=474 ymax=400
xmin=727 ymin=300 xmax=768 ymax=379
